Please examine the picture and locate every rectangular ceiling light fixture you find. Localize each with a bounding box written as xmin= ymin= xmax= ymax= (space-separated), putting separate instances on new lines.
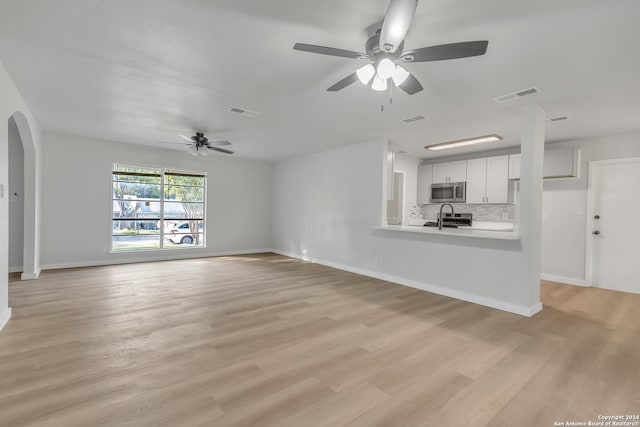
xmin=425 ymin=134 xmax=503 ymax=151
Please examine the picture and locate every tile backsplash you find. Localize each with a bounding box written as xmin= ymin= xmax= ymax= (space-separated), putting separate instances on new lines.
xmin=410 ymin=204 xmax=515 ymax=223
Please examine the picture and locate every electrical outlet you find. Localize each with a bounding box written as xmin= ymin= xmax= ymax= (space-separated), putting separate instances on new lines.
xmin=542 ymin=212 xmax=548 ymax=220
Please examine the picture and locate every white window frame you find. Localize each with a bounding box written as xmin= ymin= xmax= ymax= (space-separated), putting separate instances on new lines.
xmin=110 ymin=163 xmax=207 ymax=252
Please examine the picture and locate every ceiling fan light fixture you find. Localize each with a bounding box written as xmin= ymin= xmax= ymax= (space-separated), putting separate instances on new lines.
xmin=376 ymin=58 xmax=396 ymax=80
xmin=391 ymin=65 xmax=410 ymax=86
xmin=425 ymin=134 xmax=503 ymax=151
xmin=372 ymin=75 xmax=388 ymax=91
xmin=356 ymin=64 xmax=376 ymax=85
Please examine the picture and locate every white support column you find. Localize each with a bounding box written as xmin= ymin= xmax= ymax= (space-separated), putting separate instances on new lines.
xmin=519 ymin=104 xmax=546 ymax=311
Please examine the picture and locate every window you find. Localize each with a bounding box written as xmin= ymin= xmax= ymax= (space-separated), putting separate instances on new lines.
xmin=112 ymin=164 xmax=206 ymax=251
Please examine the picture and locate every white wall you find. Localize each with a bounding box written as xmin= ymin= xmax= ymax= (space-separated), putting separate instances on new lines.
xmin=272 ymin=110 xmax=545 ymax=316
xmin=8 ymin=117 xmax=24 ymax=272
xmin=40 ymin=132 xmax=272 ymax=269
xmin=0 ymin=60 xmax=43 ymax=330
xmin=541 ymin=132 xmax=640 ymax=285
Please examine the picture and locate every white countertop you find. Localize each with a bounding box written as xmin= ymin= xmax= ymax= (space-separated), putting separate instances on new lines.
xmin=376 ymin=224 xmax=520 ymax=240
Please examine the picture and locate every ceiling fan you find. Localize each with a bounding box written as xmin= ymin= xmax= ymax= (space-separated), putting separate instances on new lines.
xmin=159 ymin=133 xmax=234 ymax=156
xmin=293 ymin=0 xmax=488 ymax=96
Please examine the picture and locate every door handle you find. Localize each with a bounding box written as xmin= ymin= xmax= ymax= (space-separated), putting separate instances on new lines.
xmin=594 ymin=215 xmax=600 ymax=219
xmin=593 ymin=231 xmax=600 ymax=235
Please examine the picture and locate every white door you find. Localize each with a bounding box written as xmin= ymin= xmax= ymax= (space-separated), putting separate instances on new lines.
xmin=589 ymin=158 xmax=640 ymax=294
xmin=386 ymin=172 xmax=404 ymax=225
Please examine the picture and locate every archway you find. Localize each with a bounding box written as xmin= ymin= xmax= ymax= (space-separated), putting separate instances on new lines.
xmin=8 ymin=117 xmax=24 ymax=273
xmin=8 ymin=111 xmax=38 ymax=280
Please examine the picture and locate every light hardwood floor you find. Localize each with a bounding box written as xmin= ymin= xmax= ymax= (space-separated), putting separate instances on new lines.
xmin=1 ymin=253 xmax=638 ymax=426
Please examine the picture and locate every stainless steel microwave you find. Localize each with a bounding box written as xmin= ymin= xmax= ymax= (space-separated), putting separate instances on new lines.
xmin=430 ymin=182 xmax=466 ymax=203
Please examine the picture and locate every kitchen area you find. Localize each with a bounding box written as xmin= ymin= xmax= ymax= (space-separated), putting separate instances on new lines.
xmin=384 ymin=143 xmax=577 ymax=240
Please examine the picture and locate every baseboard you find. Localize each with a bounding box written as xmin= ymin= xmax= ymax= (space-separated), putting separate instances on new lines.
xmin=39 ymin=249 xmax=273 ymax=271
xmin=528 ymin=302 xmax=543 ymax=316
xmin=21 ymin=269 xmax=41 ymax=280
xmin=271 ymin=249 xmax=542 ymax=317
xmin=540 ymin=274 xmax=589 ymax=287
xmin=0 ymin=307 xmax=12 ymax=332
xmin=9 ymin=265 xmax=22 ymax=274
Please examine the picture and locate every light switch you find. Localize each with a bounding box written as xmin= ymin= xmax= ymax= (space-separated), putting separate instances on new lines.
xmin=576 ymin=207 xmax=584 ymax=215
xmin=542 ymin=212 xmax=548 ymax=220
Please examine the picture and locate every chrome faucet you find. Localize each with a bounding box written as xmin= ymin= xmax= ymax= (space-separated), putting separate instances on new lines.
xmin=438 ymin=203 xmax=454 ymax=230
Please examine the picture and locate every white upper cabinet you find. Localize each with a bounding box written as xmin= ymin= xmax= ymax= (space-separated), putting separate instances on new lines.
xmin=432 ymin=160 xmax=467 ymax=183
xmin=486 ymin=156 xmax=510 ymax=203
xmin=465 ymin=158 xmax=487 ymax=204
xmin=509 ymin=154 xmax=521 ymax=180
xmin=508 ymin=148 xmax=575 ymax=180
xmin=465 ymin=155 xmax=509 ymax=204
xmin=417 ymin=164 xmax=433 ymax=205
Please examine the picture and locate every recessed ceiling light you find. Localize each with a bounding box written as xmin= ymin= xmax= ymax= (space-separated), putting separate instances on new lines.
xmin=425 ymin=134 xmax=503 ymax=151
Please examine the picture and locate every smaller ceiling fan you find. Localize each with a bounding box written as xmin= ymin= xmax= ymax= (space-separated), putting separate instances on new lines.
xmin=159 ymin=133 xmax=234 ymax=156
xmin=293 ymin=0 xmax=488 ymax=96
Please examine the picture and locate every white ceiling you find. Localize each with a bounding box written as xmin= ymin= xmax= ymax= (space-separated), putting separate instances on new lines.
xmin=1 ymin=0 xmax=639 ymax=161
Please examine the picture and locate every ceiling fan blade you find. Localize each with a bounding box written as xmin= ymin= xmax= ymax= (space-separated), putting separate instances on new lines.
xmin=397 ymin=73 xmax=423 ymax=95
xmin=293 ymin=43 xmax=365 ymax=59
xmin=179 ymin=134 xmax=194 ymax=142
xmin=379 ymin=0 xmax=418 ymax=53
xmin=327 ymin=73 xmax=359 ymax=92
xmin=208 ymin=140 xmax=232 ymax=146
xmin=207 ymin=146 xmax=234 ymax=155
xmin=157 ymin=141 xmax=187 ymax=145
xmin=402 ymin=41 xmax=489 ymax=62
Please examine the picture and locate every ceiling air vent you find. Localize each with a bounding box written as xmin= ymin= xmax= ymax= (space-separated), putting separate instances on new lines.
xmin=229 ymin=107 xmax=261 ymax=118
xmin=493 ymin=86 xmax=543 ymax=103
xmin=549 ymin=115 xmax=570 ymax=122
xmin=402 ymin=114 xmax=427 ymax=124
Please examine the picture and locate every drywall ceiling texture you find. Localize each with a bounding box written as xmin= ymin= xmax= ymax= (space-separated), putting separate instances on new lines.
xmin=39 ymin=133 xmax=272 ymax=269
xmin=0 ymin=0 xmax=639 ymax=160
xmin=541 ymin=132 xmax=640 ymax=285
xmin=272 ymin=105 xmax=546 ymax=316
